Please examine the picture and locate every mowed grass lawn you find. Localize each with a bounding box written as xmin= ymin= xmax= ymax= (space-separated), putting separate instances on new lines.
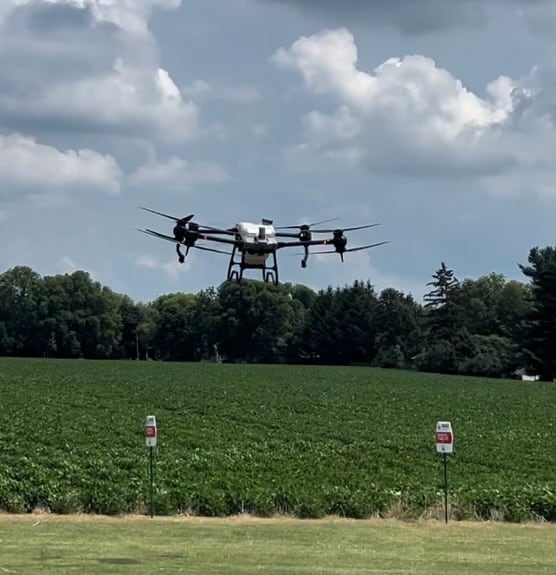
xmin=0 ymin=515 xmax=555 ymax=575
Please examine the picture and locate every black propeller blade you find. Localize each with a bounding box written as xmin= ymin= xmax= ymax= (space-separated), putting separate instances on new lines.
xmin=196 ymin=225 xmax=237 ymax=236
xmin=308 ymin=241 xmax=389 ymax=254
xmin=138 ymin=229 xmax=232 ymax=255
xmin=191 ymin=244 xmax=232 ymax=256
xmin=139 ymin=206 xmax=194 ymax=224
xmin=275 ymin=217 xmax=339 ymax=230
xmin=139 ymin=228 xmax=177 ymax=243
xmin=310 ymin=223 xmax=381 ymax=234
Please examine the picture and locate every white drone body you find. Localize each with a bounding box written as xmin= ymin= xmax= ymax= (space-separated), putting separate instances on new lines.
xmin=235 ymin=222 xmax=278 ymax=266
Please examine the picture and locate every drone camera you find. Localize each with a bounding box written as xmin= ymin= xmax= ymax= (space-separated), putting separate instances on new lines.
xmin=258 ymin=226 xmax=266 ymax=240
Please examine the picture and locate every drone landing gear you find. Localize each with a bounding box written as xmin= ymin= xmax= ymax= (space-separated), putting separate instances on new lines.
xmin=264 ymin=268 xmax=278 ymax=284
xmin=301 ymin=245 xmax=309 ymax=269
xmin=176 ymin=244 xmax=185 ymax=264
xmin=176 ymin=244 xmax=190 ymax=264
xmin=227 ymin=246 xmax=279 ymax=286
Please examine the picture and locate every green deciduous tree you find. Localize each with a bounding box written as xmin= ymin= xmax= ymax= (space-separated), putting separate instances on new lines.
xmin=0 ymin=266 xmax=45 ymax=355
xmin=300 ymin=280 xmax=378 ymax=364
xmin=151 ymin=293 xmax=198 ymax=361
xmin=39 ymin=271 xmax=122 ymax=358
xmin=216 ymin=281 xmax=299 ymax=363
xmin=373 ymin=288 xmax=423 ymax=368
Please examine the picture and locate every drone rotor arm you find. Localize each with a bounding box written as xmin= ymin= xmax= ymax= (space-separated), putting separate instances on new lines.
xmin=274 ymin=231 xmax=306 ymax=239
xmin=196 ymin=225 xmax=238 ymax=236
xmin=195 ymin=233 xmax=239 ymax=246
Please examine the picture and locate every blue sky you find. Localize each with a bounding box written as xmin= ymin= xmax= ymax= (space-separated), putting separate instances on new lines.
xmin=1 ymin=0 xmax=555 ymax=303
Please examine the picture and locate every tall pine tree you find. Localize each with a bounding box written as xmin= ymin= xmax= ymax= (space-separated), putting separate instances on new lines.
xmin=418 ymin=262 xmax=473 ymax=373
xmin=519 ymin=246 xmax=556 ymax=381
xmin=423 ymin=262 xmax=461 ymax=339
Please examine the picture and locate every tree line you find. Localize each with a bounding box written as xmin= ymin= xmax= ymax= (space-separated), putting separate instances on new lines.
xmin=0 ymin=245 xmax=554 ymax=380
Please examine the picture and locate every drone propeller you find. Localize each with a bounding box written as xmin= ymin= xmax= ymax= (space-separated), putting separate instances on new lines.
xmin=310 ymin=223 xmax=381 ymax=234
xmin=139 ymin=206 xmax=194 ymax=224
xmin=275 ymin=217 xmax=339 ymax=230
xmin=196 ymin=224 xmax=238 ymax=236
xmin=192 ymin=244 xmax=233 ymax=256
xmin=308 ymin=241 xmax=389 ymax=255
xmin=138 ymin=229 xmax=232 ymax=255
xmin=139 ymin=228 xmax=178 ymax=243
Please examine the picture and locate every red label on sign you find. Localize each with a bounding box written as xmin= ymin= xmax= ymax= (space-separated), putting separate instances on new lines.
xmin=436 ymin=432 xmax=452 ymax=444
xmin=145 ymin=426 xmax=156 ymax=437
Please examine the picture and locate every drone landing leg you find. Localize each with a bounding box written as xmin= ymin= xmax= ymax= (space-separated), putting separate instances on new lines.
xmin=264 ymin=252 xmax=279 ymax=286
xmin=301 ymin=245 xmax=309 ymax=269
xmin=227 ymin=245 xmax=239 ymax=281
xmin=176 ymin=244 xmax=185 ymax=264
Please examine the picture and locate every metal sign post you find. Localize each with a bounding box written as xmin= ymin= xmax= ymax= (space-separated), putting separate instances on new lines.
xmin=145 ymin=415 xmax=157 ymax=518
xmin=435 ymin=421 xmax=453 ymax=524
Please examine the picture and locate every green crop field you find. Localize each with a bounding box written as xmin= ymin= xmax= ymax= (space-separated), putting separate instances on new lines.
xmin=0 ymin=357 xmax=555 ymax=521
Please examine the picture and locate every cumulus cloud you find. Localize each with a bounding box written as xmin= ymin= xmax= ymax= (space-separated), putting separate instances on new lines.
xmin=0 ymin=134 xmax=122 ymax=201
xmin=128 ymin=157 xmax=230 ymax=191
xmin=305 ymin=250 xmax=424 ymax=299
xmin=257 ymin=0 xmax=556 ymax=35
xmin=273 ymin=28 xmax=556 ymax=191
xmin=0 ymin=60 xmax=198 ymax=141
xmin=57 ymin=256 xmax=81 ymax=275
xmin=134 ymin=254 xmax=193 ymax=280
xmin=182 ymin=80 xmax=261 ymax=104
xmin=0 ymin=0 xmax=197 ymax=141
xmin=0 ymin=0 xmax=183 ymax=32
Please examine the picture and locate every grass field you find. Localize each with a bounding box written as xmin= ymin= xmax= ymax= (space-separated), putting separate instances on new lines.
xmin=1 ymin=514 xmax=555 ymax=574
xmin=0 ymin=357 xmax=555 ymax=520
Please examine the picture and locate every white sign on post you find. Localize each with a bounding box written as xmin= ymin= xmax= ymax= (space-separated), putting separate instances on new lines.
xmin=435 ymin=421 xmax=453 ymax=454
xmin=145 ymin=415 xmax=157 ymax=447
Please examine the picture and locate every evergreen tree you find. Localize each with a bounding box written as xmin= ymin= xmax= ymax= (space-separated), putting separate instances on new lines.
xmin=418 ymin=263 xmax=469 ymax=373
xmin=519 ymin=246 xmax=556 ymax=381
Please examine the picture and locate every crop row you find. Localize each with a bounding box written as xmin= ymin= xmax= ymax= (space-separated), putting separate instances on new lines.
xmin=0 ymin=358 xmax=554 ymax=521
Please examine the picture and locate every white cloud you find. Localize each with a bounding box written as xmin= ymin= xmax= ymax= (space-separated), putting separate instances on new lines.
xmin=0 ymin=134 xmax=122 ymax=201
xmin=273 ymin=28 xmax=556 ymax=190
xmin=57 ymin=256 xmax=80 ymax=274
xmin=0 ymin=1 xmax=183 ymax=32
xmin=135 ymin=254 xmax=193 ymax=279
xmin=182 ymin=80 xmax=261 ymax=104
xmin=257 ymin=0 xmax=556 ymax=36
xmin=298 ymin=248 xmax=424 ymax=298
xmin=0 ymin=61 xmax=198 ymax=141
xmin=0 ymin=1 xmax=197 ymax=142
xmin=128 ymin=157 xmax=230 ymax=191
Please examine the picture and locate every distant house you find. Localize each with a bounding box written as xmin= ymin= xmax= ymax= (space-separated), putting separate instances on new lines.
xmin=513 ymin=368 xmax=540 ymax=381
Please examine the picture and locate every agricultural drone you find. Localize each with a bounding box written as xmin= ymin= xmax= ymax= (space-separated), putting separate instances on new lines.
xmin=138 ymin=207 xmax=387 ymax=285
